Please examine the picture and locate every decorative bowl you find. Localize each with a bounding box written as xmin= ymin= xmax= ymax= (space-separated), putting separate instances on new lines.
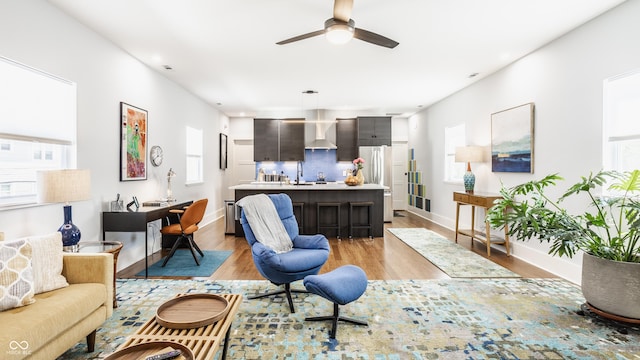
xmin=344 ymin=178 xmax=360 ymax=186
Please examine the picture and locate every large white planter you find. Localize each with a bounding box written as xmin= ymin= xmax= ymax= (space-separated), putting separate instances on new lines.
xmin=581 ymin=252 xmax=640 ymax=320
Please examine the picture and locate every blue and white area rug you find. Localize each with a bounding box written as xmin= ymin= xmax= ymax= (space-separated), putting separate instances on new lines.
xmin=136 ymin=250 xmax=232 ymax=277
xmin=60 ymin=278 xmax=639 ymax=359
xmin=388 ymin=227 xmax=520 ymax=278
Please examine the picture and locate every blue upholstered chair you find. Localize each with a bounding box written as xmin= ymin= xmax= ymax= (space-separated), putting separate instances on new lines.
xmin=240 ymin=193 xmax=330 ymax=313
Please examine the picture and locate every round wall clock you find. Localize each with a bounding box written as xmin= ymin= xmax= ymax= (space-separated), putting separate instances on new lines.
xmin=150 ymin=145 xmax=163 ymax=167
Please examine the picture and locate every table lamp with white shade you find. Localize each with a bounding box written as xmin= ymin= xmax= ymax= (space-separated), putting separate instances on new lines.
xmin=37 ymin=169 xmax=91 ymax=251
xmin=455 ymin=146 xmax=483 ymax=193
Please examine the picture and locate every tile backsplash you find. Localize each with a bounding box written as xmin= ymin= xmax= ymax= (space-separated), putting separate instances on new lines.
xmin=255 ymin=149 xmax=355 ymax=182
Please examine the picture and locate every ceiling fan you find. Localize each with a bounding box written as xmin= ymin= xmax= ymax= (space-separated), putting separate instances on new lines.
xmin=276 ymin=0 xmax=399 ymax=49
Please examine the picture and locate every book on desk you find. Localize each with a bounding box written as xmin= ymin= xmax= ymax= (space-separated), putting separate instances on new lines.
xmin=142 ymin=200 xmax=170 ymax=207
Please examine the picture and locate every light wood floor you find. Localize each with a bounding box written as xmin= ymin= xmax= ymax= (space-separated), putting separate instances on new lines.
xmin=117 ymin=210 xmax=556 ymax=280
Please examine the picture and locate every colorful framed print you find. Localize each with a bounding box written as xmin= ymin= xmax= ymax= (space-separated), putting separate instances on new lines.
xmin=491 ymin=103 xmax=535 ymax=173
xmin=120 ymin=102 xmax=148 ymax=181
xmin=220 ymin=133 xmax=228 ymax=170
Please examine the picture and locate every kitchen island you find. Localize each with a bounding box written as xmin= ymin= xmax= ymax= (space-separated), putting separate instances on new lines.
xmin=230 ymin=183 xmax=386 ymax=238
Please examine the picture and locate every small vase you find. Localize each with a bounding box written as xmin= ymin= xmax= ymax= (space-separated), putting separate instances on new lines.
xmin=356 ymin=169 xmax=365 ymax=185
xmin=463 ymin=170 xmax=475 ymax=193
xmin=59 ymin=205 xmax=81 ymax=250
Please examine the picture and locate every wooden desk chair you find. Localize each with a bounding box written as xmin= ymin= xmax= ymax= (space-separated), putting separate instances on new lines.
xmin=160 ymin=198 xmax=208 ymax=267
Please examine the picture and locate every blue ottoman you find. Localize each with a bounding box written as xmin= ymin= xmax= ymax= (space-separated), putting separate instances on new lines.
xmin=303 ymin=265 xmax=368 ymax=339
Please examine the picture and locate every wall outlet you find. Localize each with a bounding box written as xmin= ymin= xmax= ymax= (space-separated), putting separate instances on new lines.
xmin=342 ymin=170 xmax=347 ymax=177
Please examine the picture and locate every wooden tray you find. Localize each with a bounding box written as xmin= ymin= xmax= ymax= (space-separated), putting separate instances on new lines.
xmin=104 ymin=341 xmax=194 ymax=360
xmin=156 ymin=293 xmax=230 ymax=329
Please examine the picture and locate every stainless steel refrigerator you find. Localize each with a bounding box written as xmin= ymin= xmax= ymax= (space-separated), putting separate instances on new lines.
xmin=358 ymin=145 xmax=393 ymax=222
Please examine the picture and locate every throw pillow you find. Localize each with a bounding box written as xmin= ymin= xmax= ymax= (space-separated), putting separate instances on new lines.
xmin=0 ymin=238 xmax=35 ymax=311
xmin=27 ymin=233 xmax=69 ymax=294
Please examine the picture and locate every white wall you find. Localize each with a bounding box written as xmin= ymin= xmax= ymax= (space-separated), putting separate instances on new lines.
xmin=408 ymin=0 xmax=640 ymax=284
xmin=0 ymin=1 xmax=227 ymax=270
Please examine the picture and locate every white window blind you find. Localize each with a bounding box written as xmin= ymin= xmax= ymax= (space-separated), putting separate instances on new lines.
xmin=0 ymin=56 xmax=76 ymax=207
xmin=603 ymin=69 xmax=640 ymax=173
xmin=186 ymin=126 xmax=203 ymax=184
xmin=444 ymin=124 xmax=466 ymax=182
xmin=0 ymin=56 xmax=76 ymax=142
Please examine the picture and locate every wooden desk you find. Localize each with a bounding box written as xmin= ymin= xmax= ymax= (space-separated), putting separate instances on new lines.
xmin=102 ymin=200 xmax=193 ymax=278
xmin=116 ymin=293 xmax=242 ymax=360
xmin=453 ymin=191 xmax=510 ymax=256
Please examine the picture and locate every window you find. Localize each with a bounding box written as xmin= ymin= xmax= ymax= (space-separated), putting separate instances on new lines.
xmin=0 ymin=135 xmax=71 ymax=206
xmin=603 ymin=69 xmax=640 ymax=174
xmin=0 ymin=56 xmax=76 ymax=208
xmin=186 ymin=126 xmax=203 ymax=184
xmin=444 ymin=124 xmax=466 ymax=182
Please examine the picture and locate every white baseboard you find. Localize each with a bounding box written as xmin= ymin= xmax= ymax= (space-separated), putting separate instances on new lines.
xmin=201 ymin=207 xmax=224 ymax=228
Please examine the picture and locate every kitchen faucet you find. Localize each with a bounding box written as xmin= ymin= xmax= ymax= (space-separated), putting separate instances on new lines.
xmin=296 ymin=161 xmax=303 ymax=184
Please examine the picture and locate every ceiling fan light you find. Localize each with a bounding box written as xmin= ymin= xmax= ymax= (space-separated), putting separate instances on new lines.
xmin=325 ymin=24 xmax=354 ymax=44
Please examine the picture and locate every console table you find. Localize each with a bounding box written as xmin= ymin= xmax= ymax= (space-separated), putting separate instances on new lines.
xmin=102 ymin=200 xmax=193 ymax=278
xmin=453 ymin=191 xmax=510 ymax=256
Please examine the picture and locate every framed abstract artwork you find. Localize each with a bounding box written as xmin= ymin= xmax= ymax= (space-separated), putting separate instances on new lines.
xmin=491 ymin=102 xmax=535 ymax=173
xmin=220 ymin=133 xmax=228 ymax=170
xmin=120 ymin=102 xmax=148 ymax=181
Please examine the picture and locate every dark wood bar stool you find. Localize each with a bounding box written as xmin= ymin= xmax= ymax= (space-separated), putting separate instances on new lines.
xmin=292 ymin=202 xmax=304 ymax=234
xmin=349 ymin=201 xmax=374 ymax=239
xmin=317 ymin=202 xmax=341 ymax=239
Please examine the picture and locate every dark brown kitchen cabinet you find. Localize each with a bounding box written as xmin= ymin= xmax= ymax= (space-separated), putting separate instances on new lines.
xmin=254 ymin=119 xmax=279 ymax=161
xmin=336 ymin=118 xmax=358 ymax=161
xmin=253 ymin=118 xmax=305 ymax=162
xmin=357 ymin=116 xmax=391 ymax=146
xmin=279 ymin=121 xmax=305 ymax=161
xmin=235 ymin=187 xmax=384 ymax=237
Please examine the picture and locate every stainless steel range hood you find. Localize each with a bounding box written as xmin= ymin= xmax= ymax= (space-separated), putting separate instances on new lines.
xmin=305 ymin=112 xmax=337 ymax=149
xmin=307 ymin=138 xmax=337 ymax=149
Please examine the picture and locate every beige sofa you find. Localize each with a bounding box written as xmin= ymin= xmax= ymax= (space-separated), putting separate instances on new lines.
xmin=0 ymin=252 xmax=113 ymax=360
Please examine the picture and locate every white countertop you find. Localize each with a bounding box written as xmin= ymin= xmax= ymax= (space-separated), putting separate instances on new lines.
xmin=230 ymin=182 xmax=388 ymax=190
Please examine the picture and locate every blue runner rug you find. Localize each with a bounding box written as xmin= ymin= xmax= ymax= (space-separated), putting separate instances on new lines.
xmin=388 ymin=227 xmax=520 ymax=278
xmin=136 ymin=249 xmax=232 ymax=277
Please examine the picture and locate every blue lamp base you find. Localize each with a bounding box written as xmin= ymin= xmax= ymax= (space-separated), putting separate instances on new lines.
xmin=59 ymin=205 xmax=81 ymax=252
xmin=463 ymin=171 xmax=476 ymax=193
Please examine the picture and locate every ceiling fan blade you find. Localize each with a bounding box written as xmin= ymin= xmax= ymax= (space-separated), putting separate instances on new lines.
xmin=333 ymin=0 xmax=353 ymax=22
xmin=276 ymin=29 xmax=325 ymax=45
xmin=353 ymin=28 xmax=399 ymax=48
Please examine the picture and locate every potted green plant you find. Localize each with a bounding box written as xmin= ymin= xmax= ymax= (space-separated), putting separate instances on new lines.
xmin=487 ymin=170 xmax=640 ymax=320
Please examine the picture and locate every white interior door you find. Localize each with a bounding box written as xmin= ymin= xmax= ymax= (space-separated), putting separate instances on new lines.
xmin=228 ymin=139 xmax=254 ymax=199
xmin=392 ymin=141 xmax=408 ymax=211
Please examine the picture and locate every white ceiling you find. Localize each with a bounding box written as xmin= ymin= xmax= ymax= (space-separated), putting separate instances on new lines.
xmin=47 ymin=0 xmax=625 ymax=118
